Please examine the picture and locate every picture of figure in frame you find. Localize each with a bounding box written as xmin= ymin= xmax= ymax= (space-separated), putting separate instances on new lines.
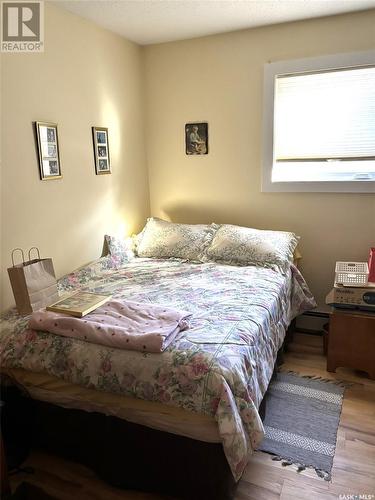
xmin=96 ymin=131 xmax=106 ymax=144
xmin=98 ymin=159 xmax=108 ymax=171
xmin=185 ymin=122 xmax=208 ymax=155
xmin=47 ymin=128 xmax=56 ymax=142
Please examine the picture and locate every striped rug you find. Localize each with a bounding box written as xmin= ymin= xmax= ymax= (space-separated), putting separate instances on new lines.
xmin=259 ymin=371 xmax=345 ymax=480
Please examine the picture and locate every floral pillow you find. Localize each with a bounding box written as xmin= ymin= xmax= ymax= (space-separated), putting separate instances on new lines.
xmin=137 ymin=218 xmax=218 ymax=262
xmin=131 ymin=216 xmax=163 ymax=256
xmin=204 ymin=224 xmax=299 ymax=273
xmin=104 ymin=234 xmax=134 ymax=267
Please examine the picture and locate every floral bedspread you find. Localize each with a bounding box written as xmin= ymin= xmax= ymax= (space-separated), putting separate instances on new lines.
xmin=0 ymin=257 xmax=316 ymax=480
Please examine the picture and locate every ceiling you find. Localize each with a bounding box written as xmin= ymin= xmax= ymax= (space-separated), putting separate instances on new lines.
xmin=54 ymin=0 xmax=375 ymax=45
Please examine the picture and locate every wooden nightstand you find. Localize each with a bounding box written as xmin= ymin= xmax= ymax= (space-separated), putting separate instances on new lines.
xmin=327 ymin=309 xmax=375 ymax=379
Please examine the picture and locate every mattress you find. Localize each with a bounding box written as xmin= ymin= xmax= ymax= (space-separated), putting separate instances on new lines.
xmin=0 ymin=257 xmax=315 ymax=480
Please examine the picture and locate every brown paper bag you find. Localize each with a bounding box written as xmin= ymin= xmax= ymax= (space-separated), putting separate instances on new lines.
xmin=7 ymin=247 xmax=59 ymax=315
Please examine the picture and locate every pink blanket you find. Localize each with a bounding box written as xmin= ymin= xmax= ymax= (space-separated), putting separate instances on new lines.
xmin=28 ymin=300 xmax=191 ymax=353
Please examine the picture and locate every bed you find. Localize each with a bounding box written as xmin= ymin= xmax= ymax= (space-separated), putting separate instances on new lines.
xmin=0 ymin=235 xmax=315 ymax=499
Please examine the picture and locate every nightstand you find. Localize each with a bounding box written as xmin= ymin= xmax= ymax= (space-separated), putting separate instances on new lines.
xmin=327 ymin=309 xmax=375 ymax=380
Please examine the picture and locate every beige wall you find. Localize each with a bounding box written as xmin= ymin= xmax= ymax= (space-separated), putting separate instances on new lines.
xmin=2 ymin=7 xmax=375 ymax=312
xmin=1 ymin=3 xmax=150 ymax=310
xmin=144 ymin=10 xmax=375 ymax=309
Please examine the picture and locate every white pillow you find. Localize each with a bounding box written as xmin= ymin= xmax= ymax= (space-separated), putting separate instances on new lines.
xmin=204 ymin=224 xmax=299 ymax=272
xmin=137 ymin=218 xmax=218 ymax=262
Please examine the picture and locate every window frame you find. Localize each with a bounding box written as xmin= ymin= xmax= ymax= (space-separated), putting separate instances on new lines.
xmin=262 ymin=50 xmax=375 ymax=193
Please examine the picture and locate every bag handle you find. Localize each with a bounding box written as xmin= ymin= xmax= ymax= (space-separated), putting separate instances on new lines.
xmin=11 ymin=248 xmax=25 ymax=267
xmin=28 ymin=247 xmax=41 ymax=261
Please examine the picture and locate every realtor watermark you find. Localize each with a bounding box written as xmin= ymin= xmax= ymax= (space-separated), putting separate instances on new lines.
xmin=339 ymin=495 xmax=375 ymax=500
xmin=1 ymin=0 xmax=44 ymax=52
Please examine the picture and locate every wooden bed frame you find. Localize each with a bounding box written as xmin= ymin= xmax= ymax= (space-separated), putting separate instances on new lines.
xmin=1 ymin=327 xmax=293 ymax=500
xmin=1 ymin=389 xmax=237 ymax=500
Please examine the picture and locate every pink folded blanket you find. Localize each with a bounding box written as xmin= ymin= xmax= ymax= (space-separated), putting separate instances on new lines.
xmin=28 ymin=299 xmax=191 ymax=353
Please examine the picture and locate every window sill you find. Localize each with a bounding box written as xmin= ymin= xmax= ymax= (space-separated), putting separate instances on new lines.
xmin=261 ymin=178 xmax=375 ymax=193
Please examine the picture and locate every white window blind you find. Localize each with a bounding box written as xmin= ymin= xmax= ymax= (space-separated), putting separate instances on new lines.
xmin=274 ymin=66 xmax=375 ymax=163
xmin=263 ymin=52 xmax=375 ymax=192
xmin=272 ymin=66 xmax=375 ymax=182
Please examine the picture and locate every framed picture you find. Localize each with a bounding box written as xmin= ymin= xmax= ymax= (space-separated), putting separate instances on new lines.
xmin=92 ymin=127 xmax=111 ymax=175
xmin=185 ymin=122 xmax=208 ymax=155
xmin=35 ymin=122 xmax=62 ymax=180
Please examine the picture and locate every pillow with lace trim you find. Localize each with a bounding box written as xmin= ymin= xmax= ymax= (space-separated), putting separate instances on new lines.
xmin=137 ymin=218 xmax=218 ymax=262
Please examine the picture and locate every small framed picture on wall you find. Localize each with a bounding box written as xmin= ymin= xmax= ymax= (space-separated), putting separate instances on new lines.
xmin=35 ymin=122 xmax=62 ymax=180
xmin=92 ymin=127 xmax=111 ymax=175
xmin=185 ymin=122 xmax=208 ymax=155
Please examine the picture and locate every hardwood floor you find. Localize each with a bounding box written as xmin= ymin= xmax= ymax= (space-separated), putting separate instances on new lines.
xmin=9 ymin=333 xmax=375 ymax=499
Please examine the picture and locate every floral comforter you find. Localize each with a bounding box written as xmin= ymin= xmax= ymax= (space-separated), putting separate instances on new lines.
xmin=0 ymin=257 xmax=316 ymax=480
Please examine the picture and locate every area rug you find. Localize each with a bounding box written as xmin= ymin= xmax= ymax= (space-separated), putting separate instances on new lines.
xmin=259 ymin=371 xmax=345 ymax=480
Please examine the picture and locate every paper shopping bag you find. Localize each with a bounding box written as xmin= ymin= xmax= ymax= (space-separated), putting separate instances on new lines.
xmin=7 ymin=247 xmax=59 ymax=315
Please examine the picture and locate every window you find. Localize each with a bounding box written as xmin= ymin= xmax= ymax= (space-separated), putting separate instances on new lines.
xmin=262 ymin=51 xmax=375 ymax=193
